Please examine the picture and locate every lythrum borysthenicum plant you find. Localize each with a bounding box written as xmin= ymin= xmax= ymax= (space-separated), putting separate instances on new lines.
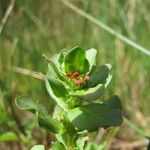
xmin=16 ymin=47 xmax=123 ymax=150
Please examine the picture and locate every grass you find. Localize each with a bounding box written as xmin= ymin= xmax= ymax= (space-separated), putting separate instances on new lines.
xmin=0 ymin=0 xmax=150 ymax=149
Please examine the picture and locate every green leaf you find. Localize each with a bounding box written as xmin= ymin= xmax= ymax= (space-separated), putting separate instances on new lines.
xmin=72 ymin=71 xmax=112 ymax=101
xmin=51 ymin=142 xmax=65 ymax=150
xmin=46 ymin=65 xmax=58 ymax=79
xmin=45 ymin=78 xmax=68 ymax=110
xmin=0 ymin=132 xmax=18 ymax=142
xmin=67 ymin=103 xmax=123 ymax=131
xmin=58 ymin=49 xmax=67 ymax=64
xmin=70 ymin=84 xmax=105 ymax=101
xmin=43 ymin=54 xmax=66 ymax=81
xmin=58 ymin=49 xmax=67 ymax=72
xmin=38 ymin=115 xmax=60 ymax=133
xmin=23 ymin=117 xmax=37 ymax=132
xmin=66 ymin=97 xmax=82 ymax=109
xmin=31 ymin=145 xmax=45 ymax=150
xmin=104 ymin=95 xmax=122 ymax=110
xmin=76 ymin=136 xmax=88 ymax=150
xmin=86 ymin=48 xmax=97 ymax=75
xmin=16 ymin=96 xmax=60 ymax=133
xmin=87 ymin=64 xmax=111 ymax=87
xmin=53 ymin=104 xmax=64 ymax=119
xmin=46 ymin=78 xmax=68 ymax=98
xmin=64 ymin=46 xmax=89 ymax=74
xmin=51 ymin=54 xmax=60 ymax=68
xmin=0 ymin=107 xmax=8 ymax=125
xmin=15 ymin=96 xmax=48 ymax=115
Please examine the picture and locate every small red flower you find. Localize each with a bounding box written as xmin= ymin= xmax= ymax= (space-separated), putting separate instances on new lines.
xmin=73 ymin=72 xmax=80 ymax=78
xmin=74 ymin=79 xmax=84 ymax=84
xmin=66 ymin=73 xmax=72 ymax=79
xmin=66 ymin=72 xmax=90 ymax=85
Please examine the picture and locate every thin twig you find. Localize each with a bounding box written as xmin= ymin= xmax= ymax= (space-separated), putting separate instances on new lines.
xmin=5 ymin=66 xmax=46 ymax=81
xmin=0 ymin=0 xmax=15 ymax=35
xmin=60 ymin=0 xmax=150 ymax=56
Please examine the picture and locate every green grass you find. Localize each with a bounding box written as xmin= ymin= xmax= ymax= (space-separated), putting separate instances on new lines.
xmin=0 ymin=0 xmax=150 ymax=149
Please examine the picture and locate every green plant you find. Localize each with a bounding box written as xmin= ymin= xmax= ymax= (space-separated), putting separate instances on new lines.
xmin=16 ymin=47 xmax=123 ymax=150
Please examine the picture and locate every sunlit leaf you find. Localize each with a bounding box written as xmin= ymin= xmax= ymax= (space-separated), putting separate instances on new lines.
xmin=76 ymin=136 xmax=88 ymax=150
xmin=46 ymin=78 xmax=68 ymax=98
xmin=70 ymin=84 xmax=105 ymax=101
xmin=45 ymin=79 xmax=68 ymax=110
xmin=43 ymin=54 xmax=66 ymax=81
xmin=64 ymin=46 xmax=89 ymax=74
xmin=31 ymin=145 xmax=45 ymax=150
xmin=58 ymin=49 xmax=67 ymax=64
xmin=51 ymin=142 xmax=65 ymax=150
xmin=86 ymin=48 xmax=97 ymax=75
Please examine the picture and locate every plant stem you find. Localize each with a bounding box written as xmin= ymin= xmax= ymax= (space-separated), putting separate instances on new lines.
xmin=0 ymin=0 xmax=15 ymax=35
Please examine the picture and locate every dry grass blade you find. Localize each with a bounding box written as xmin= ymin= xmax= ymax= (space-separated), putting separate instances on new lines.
xmin=6 ymin=66 xmax=46 ymax=81
xmin=0 ymin=0 xmax=15 ymax=35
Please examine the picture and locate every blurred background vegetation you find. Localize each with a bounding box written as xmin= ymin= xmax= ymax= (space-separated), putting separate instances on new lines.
xmin=0 ymin=0 xmax=150 ymax=149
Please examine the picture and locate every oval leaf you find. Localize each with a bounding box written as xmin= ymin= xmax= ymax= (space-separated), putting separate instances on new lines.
xmin=87 ymin=64 xmax=111 ymax=87
xmin=15 ymin=96 xmax=48 ymax=115
xmin=67 ymin=103 xmax=123 ymax=131
xmin=45 ymin=79 xmax=68 ymax=110
xmin=51 ymin=142 xmax=65 ymax=150
xmin=43 ymin=54 xmax=66 ymax=82
xmin=64 ymin=46 xmax=89 ymax=74
xmin=16 ymin=96 xmax=60 ymax=133
xmin=86 ymin=48 xmax=97 ymax=75
xmin=104 ymin=95 xmax=122 ymax=110
xmin=58 ymin=49 xmax=67 ymax=64
xmin=31 ymin=145 xmax=45 ymax=150
xmin=46 ymin=78 xmax=68 ymax=98
xmin=38 ymin=115 xmax=61 ymax=134
xmin=70 ymin=84 xmax=105 ymax=101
